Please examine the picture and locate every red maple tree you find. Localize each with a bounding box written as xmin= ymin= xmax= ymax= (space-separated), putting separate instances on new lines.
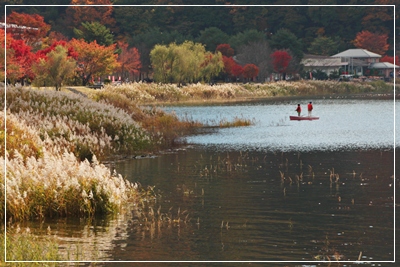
xmin=231 ymin=64 xmax=244 ymax=79
xmin=6 ymin=11 xmax=51 ymax=48
xmin=271 ymin=50 xmax=292 ymax=79
xmin=353 ymin=30 xmax=389 ymax=55
xmin=222 ymin=56 xmax=236 ymax=76
xmin=216 ymin=44 xmax=234 ymax=57
xmin=36 ymin=40 xmax=79 ymax=60
xmin=7 ymin=37 xmax=37 ymax=83
xmin=380 ymin=55 xmax=399 ymax=65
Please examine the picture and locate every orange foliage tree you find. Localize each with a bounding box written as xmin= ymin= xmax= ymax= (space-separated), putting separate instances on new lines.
xmin=6 ymin=11 xmax=51 ymax=50
xmin=243 ymin=64 xmax=259 ymax=81
xmin=66 ymin=0 xmax=115 ymax=30
xmin=116 ymin=41 xmax=142 ymax=81
xmin=353 ymin=30 xmax=389 ymax=55
xmin=69 ymin=38 xmax=119 ymax=85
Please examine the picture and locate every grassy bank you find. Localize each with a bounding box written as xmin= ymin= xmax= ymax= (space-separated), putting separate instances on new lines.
xmin=0 ymin=86 xmax=196 ymax=223
xmin=91 ymin=80 xmax=396 ymax=105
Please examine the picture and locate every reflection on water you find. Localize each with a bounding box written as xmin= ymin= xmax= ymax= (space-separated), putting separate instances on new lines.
xmin=12 ymin=99 xmax=396 ymax=264
xmin=109 ymin=148 xmax=395 ymax=262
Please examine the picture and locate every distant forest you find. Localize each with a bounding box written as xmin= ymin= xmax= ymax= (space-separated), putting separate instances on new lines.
xmin=2 ymin=1 xmax=396 ymax=51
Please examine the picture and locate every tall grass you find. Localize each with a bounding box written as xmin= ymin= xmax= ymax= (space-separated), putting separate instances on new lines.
xmin=217 ymin=116 xmax=255 ymax=128
xmin=1 ymin=226 xmax=61 ymax=264
xmin=97 ymin=80 xmax=395 ymax=104
xmin=0 ymin=86 xmax=168 ymax=222
xmin=3 ymin=87 xmax=150 ymax=161
xmin=90 ymin=88 xmax=203 ymax=149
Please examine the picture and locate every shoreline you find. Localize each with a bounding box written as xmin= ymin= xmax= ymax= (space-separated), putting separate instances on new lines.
xmin=148 ymin=92 xmax=397 ymax=107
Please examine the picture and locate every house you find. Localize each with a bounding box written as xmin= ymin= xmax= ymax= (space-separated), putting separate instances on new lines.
xmin=301 ymin=54 xmax=345 ymax=77
xmin=331 ymin=49 xmax=381 ymax=76
xmin=302 ymin=49 xmax=398 ymax=79
xmin=368 ymin=62 xmax=399 ymax=78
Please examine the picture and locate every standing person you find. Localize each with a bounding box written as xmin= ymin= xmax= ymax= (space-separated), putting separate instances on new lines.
xmin=308 ymin=101 xmax=313 ymax=117
xmin=295 ymin=104 xmax=301 ymax=116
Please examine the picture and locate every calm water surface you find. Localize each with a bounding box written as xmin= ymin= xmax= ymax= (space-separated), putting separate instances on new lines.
xmin=20 ymin=99 xmax=398 ymax=265
xmin=164 ymin=98 xmax=397 ymax=151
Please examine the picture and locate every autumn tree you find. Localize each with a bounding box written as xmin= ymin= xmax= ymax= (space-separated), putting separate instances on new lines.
xmin=74 ymin=21 xmax=114 ymax=46
xmin=200 ymin=51 xmax=224 ymax=83
xmin=117 ymin=41 xmax=142 ymax=81
xmin=216 ymin=44 xmax=234 ymax=57
xmin=380 ymin=55 xmax=399 ymax=65
xmin=231 ymin=64 xmax=243 ymax=81
xmin=65 ymin=0 xmax=115 ymax=30
xmin=361 ymin=1 xmax=394 ymax=34
xmin=271 ymin=50 xmax=292 ymax=80
xmin=353 ymin=30 xmax=389 ymax=55
xmin=7 ymin=37 xmax=36 ymax=84
xmin=222 ymin=56 xmax=236 ymax=81
xmin=0 ymin=29 xmax=9 ymax=82
xmin=6 ymin=11 xmax=51 ymax=50
xmin=32 ymin=45 xmax=76 ymax=90
xmin=243 ymin=64 xmax=259 ymax=81
xmin=69 ymin=38 xmax=119 ymax=85
xmin=36 ymin=40 xmax=78 ymax=60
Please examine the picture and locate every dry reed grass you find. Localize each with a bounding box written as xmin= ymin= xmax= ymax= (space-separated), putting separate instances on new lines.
xmin=93 ymin=80 xmax=395 ymax=105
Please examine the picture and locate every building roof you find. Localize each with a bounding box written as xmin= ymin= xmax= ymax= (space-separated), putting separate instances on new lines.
xmin=0 ymin=22 xmax=38 ymax=31
xmin=369 ymin=62 xmax=399 ymax=69
xmin=301 ymin=56 xmax=345 ymax=67
xmin=331 ymin=49 xmax=381 ymax=58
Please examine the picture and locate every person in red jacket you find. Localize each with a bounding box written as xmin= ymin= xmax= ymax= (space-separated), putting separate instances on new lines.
xmin=307 ymin=101 xmax=313 ymax=117
xmin=295 ymin=104 xmax=301 ymax=116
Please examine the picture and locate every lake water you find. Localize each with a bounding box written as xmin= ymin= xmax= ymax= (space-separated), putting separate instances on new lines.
xmin=163 ymin=97 xmax=397 ymax=151
xmin=17 ymin=98 xmax=398 ymax=265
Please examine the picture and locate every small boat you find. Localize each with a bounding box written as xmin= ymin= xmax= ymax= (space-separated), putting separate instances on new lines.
xmin=290 ymin=116 xmax=319 ymax=121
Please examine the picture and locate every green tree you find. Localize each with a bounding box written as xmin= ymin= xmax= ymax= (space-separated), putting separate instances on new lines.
xmin=150 ymin=41 xmax=223 ymax=84
xmin=269 ymin=28 xmax=303 ymax=60
xmin=130 ymin=27 xmax=191 ymax=78
xmin=196 ymin=27 xmax=229 ymax=52
xmin=227 ymin=5 xmax=269 ymax=33
xmin=200 ymin=51 xmax=224 ymax=83
xmin=228 ymin=29 xmax=266 ymax=52
xmin=308 ymin=36 xmax=340 ymax=56
xmin=32 ymin=45 xmax=76 ymax=90
xmin=73 ymin=21 xmax=114 ymax=46
xmin=112 ymin=3 xmax=154 ymax=36
xmin=149 ymin=44 xmax=170 ymax=83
